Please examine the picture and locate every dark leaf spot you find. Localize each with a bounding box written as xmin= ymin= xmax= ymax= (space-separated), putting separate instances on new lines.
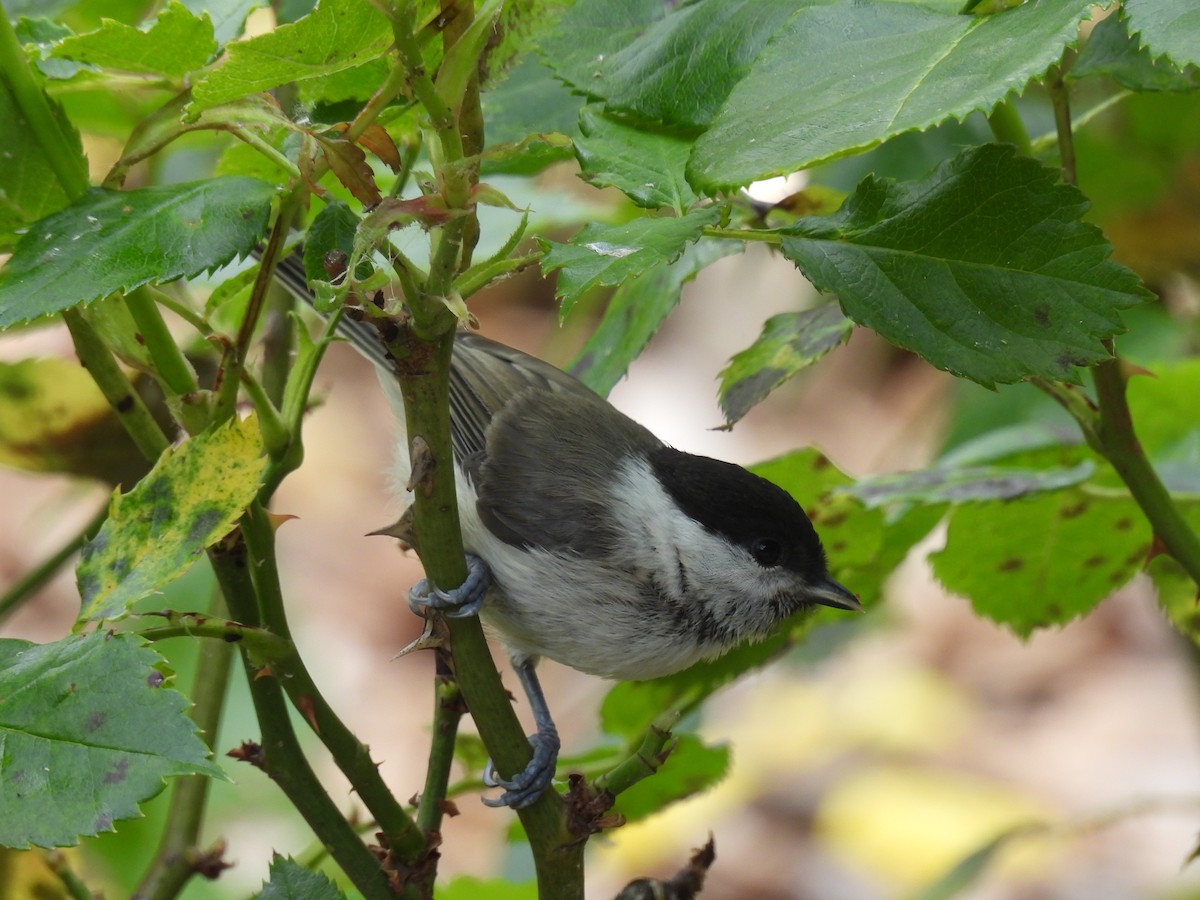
xmin=95 ymin=813 xmax=114 ymax=832
xmin=147 ymin=670 xmax=164 ymax=688
xmin=998 ymin=557 xmax=1024 ymax=572
xmin=1060 ymin=500 xmax=1089 ymax=518
xmin=1115 ymin=517 xmax=1133 ymax=531
xmin=1084 ymin=554 xmax=1106 ymax=569
xmin=1033 ymin=305 xmax=1051 ymax=327
xmin=103 ymin=758 xmax=129 ymax=784
xmin=84 ymin=711 xmax=107 ymax=733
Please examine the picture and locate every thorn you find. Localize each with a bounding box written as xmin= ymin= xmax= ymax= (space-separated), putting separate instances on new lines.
xmin=392 ymin=617 xmax=449 ymax=658
xmin=265 ymin=511 xmax=299 ymax=531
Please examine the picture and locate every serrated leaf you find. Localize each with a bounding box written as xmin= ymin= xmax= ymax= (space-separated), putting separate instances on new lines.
xmin=317 ymin=136 xmax=381 ymax=206
xmin=575 ymin=107 xmax=698 ymax=211
xmin=0 ymin=177 xmax=276 ymax=328
xmin=16 ymin=17 xmax=86 ymax=80
xmin=540 ymin=206 xmax=720 ymax=317
xmin=0 ymin=358 xmax=149 ymax=485
xmin=781 ymin=143 xmax=1150 ymax=387
xmin=1125 ymin=0 xmax=1200 ymax=73
xmin=612 ymin=735 xmax=729 ymax=824
xmin=51 ymin=2 xmax=216 ymax=78
xmin=688 ymin=0 xmax=1095 ymax=190
xmin=76 ymin=416 xmax=264 ymax=623
xmin=718 ymin=302 xmax=852 ymax=426
xmin=0 ymin=633 xmax=222 ymax=849
xmin=571 ymin=238 xmax=740 ymax=396
xmin=843 ymin=461 xmax=1095 ymax=508
xmin=190 ymin=0 xmax=392 ymax=110
xmin=1072 ymin=12 xmax=1200 ymax=93
xmin=541 ymin=0 xmax=796 ymax=131
xmin=257 ymin=855 xmax=346 ymax=900
xmin=930 ymin=491 xmax=1153 ymax=637
xmin=481 ymin=55 xmax=581 ymax=175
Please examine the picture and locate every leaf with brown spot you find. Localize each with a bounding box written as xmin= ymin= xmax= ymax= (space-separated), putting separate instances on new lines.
xmin=318 ymin=136 xmax=382 ymax=206
xmin=0 ymin=633 xmax=222 ymax=849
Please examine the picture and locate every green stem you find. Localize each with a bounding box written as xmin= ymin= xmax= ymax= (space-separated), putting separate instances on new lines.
xmin=702 ymin=226 xmax=781 ymax=244
xmin=134 ymin=612 xmax=292 ymax=662
xmin=241 ymin=504 xmax=426 ymax=863
xmin=209 ymin=533 xmax=396 ymax=900
xmin=45 ymin=852 xmax=95 ymax=900
xmin=0 ymin=504 xmax=106 ymax=623
xmin=0 ymin=8 xmax=88 ymax=198
xmin=231 ymin=126 xmax=303 ymax=179
xmin=133 ymin=588 xmax=236 ymax=900
xmin=64 ymin=309 xmax=171 ymax=460
xmin=986 ymin=100 xmax=1032 ymax=155
xmin=416 ymin=656 xmax=464 ymax=836
xmin=593 ymin=712 xmax=681 ymax=798
xmin=125 ymin=286 xmax=199 ymax=398
xmin=1041 ymin=56 xmax=1200 ymax=588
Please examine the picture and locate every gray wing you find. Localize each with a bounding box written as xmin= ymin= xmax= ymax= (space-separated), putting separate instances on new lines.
xmin=450 ymin=333 xmax=663 ymax=555
xmin=269 ymin=250 xmax=662 ymax=554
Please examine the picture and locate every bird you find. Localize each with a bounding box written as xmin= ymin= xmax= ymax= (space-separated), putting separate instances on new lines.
xmin=270 ymin=251 xmax=859 ymax=808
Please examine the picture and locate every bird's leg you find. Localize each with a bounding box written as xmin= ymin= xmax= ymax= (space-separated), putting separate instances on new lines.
xmin=482 ymin=658 xmax=561 ymax=809
xmin=407 ymin=553 xmax=489 ymax=618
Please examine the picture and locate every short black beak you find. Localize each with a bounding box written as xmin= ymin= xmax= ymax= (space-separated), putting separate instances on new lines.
xmin=810 ymin=576 xmax=862 ymax=612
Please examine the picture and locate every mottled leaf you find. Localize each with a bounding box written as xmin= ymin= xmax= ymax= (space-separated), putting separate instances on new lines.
xmin=76 ymin=416 xmax=264 ymax=623
xmin=0 ymin=178 xmax=277 ymax=327
xmin=781 ymin=144 xmax=1150 ymax=387
xmin=931 ymin=491 xmax=1153 ymax=636
xmin=718 ymin=302 xmax=852 ymax=426
xmin=0 ymin=633 xmax=222 ymax=849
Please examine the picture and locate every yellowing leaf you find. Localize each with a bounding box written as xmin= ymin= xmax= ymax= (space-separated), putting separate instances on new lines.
xmin=76 ymin=416 xmax=264 ymax=623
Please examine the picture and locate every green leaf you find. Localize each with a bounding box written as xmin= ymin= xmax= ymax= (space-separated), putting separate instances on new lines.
xmin=718 ymin=302 xmax=852 ymax=426
xmin=688 ymin=0 xmax=1095 ymax=190
xmin=190 ymin=0 xmax=391 ymax=110
xmin=482 ymin=55 xmax=581 ymax=175
xmin=76 ymin=416 xmax=264 ymax=623
xmin=540 ymin=206 xmax=720 ymax=317
xmin=16 ymin=17 xmax=86 ymax=80
xmin=303 ymin=201 xmax=360 ymax=284
xmin=257 ymin=855 xmax=346 ymax=899
xmin=612 ymin=735 xmax=729 ymax=824
xmin=913 ymin=824 xmax=1043 ymax=900
xmin=0 ymin=73 xmax=85 ymax=249
xmin=1072 ymin=12 xmax=1200 ymax=93
xmin=570 ymin=238 xmax=740 ymax=396
xmin=843 ymin=461 xmax=1095 ymax=508
xmin=0 ymin=177 xmax=276 ymax=328
xmin=930 ymin=490 xmax=1153 ymax=636
xmin=51 ymin=2 xmax=216 ymax=77
xmin=0 ymin=633 xmax=222 ymax=849
xmin=781 ymin=143 xmax=1150 ymax=388
xmin=574 ymin=107 xmax=697 ymax=211
xmin=1125 ymin=0 xmax=1200 ymax=72
xmin=541 ymin=0 xmax=796 ymax=131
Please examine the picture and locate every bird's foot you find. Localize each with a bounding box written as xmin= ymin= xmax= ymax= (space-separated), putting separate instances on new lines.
xmin=407 ymin=553 xmax=489 ymax=618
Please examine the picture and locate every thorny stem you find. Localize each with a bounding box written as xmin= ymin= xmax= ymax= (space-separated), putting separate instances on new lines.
xmin=1038 ymin=58 xmax=1200 ymax=589
xmin=134 ymin=590 xmax=236 ymax=900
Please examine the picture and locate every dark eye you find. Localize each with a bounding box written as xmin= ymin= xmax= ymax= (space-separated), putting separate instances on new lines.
xmin=751 ymin=538 xmax=782 ymax=567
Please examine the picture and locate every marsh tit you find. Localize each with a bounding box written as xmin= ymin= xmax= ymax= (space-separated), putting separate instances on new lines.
xmin=272 ymin=253 xmax=859 ymax=808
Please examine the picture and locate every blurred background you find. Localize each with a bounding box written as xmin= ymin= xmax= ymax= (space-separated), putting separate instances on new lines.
xmin=4 ymin=19 xmax=1200 ymax=898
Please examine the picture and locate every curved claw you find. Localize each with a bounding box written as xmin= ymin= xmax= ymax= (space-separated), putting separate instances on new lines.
xmin=482 ymin=729 xmax=561 ymax=810
xmin=407 ymin=553 xmax=490 ymax=618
